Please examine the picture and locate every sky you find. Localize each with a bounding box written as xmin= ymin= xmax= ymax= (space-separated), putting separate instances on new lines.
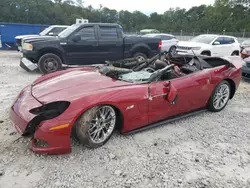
xmin=84 ymin=0 xmax=215 ymax=15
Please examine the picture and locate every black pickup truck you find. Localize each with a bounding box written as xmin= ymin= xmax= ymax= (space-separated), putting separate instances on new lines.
xmin=20 ymin=23 xmax=162 ymax=74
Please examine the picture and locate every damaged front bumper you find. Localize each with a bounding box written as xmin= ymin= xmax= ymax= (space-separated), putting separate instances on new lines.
xmin=10 ymin=86 xmax=72 ymax=155
xmin=20 ymin=57 xmax=38 ymax=72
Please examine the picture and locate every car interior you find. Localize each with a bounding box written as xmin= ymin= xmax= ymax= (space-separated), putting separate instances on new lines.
xmin=102 ymin=52 xmax=233 ymax=83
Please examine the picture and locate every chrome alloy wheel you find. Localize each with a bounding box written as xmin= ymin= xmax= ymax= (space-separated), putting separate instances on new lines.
xmin=87 ymin=106 xmax=116 ymax=144
xmin=213 ymin=83 xmax=230 ymax=110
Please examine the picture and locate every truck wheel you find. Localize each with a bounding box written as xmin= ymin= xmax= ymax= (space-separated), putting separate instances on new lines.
xmin=38 ymin=53 xmax=62 ymax=74
xmin=133 ymin=52 xmax=147 ymax=62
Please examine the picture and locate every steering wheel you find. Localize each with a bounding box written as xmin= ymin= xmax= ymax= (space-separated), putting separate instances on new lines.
xmin=142 ymin=67 xmax=156 ymax=73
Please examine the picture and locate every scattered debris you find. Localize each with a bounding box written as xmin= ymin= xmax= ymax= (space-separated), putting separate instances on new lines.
xmin=109 ymin=153 xmax=116 ymax=160
xmin=0 ymin=170 xmax=4 ymax=176
xmin=114 ymin=170 xmax=122 ymax=176
xmin=9 ymin=132 xmax=17 ymax=136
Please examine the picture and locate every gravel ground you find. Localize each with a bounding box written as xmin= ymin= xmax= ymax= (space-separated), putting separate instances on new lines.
xmin=0 ymin=51 xmax=250 ymax=188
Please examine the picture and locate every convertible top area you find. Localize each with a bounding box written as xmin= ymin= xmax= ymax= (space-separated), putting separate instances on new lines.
xmin=99 ymin=51 xmax=237 ymax=83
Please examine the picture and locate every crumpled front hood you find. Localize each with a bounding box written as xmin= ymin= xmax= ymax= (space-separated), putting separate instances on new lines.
xmin=15 ymin=35 xmax=40 ymax=40
xmin=177 ymin=41 xmax=211 ymax=48
xmin=31 ymin=69 xmax=134 ymax=103
xmin=23 ymin=36 xmax=59 ymax=43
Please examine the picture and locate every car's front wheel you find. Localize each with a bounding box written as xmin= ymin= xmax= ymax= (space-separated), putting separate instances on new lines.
xmin=207 ymin=80 xmax=231 ymax=112
xmin=38 ymin=53 xmax=62 ymax=74
xmin=73 ymin=105 xmax=117 ymax=148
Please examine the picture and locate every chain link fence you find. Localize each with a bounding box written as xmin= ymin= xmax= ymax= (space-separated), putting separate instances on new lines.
xmin=124 ymin=31 xmax=250 ymax=43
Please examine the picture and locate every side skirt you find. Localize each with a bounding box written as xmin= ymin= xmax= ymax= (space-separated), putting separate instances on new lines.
xmin=123 ymin=109 xmax=207 ymax=135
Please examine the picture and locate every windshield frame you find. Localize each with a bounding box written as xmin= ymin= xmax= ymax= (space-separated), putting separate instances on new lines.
xmin=40 ymin=26 xmax=54 ymax=36
xmin=58 ymin=24 xmax=81 ymax=38
xmin=190 ymin=35 xmax=217 ymax=44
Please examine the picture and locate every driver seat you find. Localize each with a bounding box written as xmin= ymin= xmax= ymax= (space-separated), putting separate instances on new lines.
xmin=154 ymin=60 xmax=168 ymax=70
xmin=180 ymin=58 xmax=200 ymax=74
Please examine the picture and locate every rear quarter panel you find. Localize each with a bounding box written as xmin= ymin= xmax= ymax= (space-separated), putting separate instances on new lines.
xmin=208 ymin=63 xmax=242 ymax=98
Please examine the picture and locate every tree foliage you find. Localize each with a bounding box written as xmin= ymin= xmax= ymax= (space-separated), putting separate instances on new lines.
xmin=0 ymin=0 xmax=250 ymax=32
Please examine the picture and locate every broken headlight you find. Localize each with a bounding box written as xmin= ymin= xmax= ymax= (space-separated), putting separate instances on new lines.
xmin=29 ymin=101 xmax=70 ymax=120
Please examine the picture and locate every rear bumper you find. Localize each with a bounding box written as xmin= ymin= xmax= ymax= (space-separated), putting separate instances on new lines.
xmin=9 ymin=86 xmax=72 ymax=155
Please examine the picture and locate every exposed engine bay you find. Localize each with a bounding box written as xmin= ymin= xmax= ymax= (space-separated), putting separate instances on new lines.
xmin=99 ymin=51 xmax=233 ymax=83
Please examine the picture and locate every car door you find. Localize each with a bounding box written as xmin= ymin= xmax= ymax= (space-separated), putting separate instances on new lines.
xmin=211 ymin=37 xmax=235 ymax=56
xmin=63 ymin=25 xmax=99 ymax=65
xmin=211 ymin=37 xmax=226 ymax=56
xmin=97 ymin=25 xmax=123 ymax=62
xmin=148 ymin=70 xmax=212 ymax=124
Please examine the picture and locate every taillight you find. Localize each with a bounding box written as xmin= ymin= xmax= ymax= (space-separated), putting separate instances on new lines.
xmin=158 ymin=40 xmax=162 ymax=50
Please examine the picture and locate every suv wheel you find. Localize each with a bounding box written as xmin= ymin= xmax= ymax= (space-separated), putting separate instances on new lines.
xmin=133 ymin=52 xmax=147 ymax=62
xmin=38 ymin=53 xmax=62 ymax=74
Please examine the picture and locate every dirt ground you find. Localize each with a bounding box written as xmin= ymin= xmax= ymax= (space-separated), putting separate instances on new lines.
xmin=0 ymin=51 xmax=250 ymax=188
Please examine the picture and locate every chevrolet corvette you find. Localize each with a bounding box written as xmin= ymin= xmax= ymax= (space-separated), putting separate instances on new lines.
xmin=10 ymin=53 xmax=242 ymax=155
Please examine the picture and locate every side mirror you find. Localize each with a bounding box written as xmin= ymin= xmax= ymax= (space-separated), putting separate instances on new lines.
xmin=213 ymin=41 xmax=220 ymax=45
xmin=72 ymin=34 xmax=81 ymax=42
xmin=48 ymin=32 xmax=54 ymax=36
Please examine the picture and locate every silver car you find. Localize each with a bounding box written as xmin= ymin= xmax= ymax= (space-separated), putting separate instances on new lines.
xmin=143 ymin=33 xmax=178 ymax=55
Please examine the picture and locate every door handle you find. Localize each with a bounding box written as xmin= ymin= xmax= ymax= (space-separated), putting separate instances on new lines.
xmin=92 ymin=43 xmax=98 ymax=47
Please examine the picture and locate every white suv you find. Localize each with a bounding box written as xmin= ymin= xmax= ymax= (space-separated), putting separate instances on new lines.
xmin=176 ymin=34 xmax=240 ymax=56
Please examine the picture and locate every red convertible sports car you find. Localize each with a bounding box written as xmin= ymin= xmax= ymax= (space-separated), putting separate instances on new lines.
xmin=10 ymin=53 xmax=242 ymax=155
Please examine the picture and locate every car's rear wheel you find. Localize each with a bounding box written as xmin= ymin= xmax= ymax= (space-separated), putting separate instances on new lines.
xmin=169 ymin=46 xmax=176 ymax=56
xmin=207 ymin=80 xmax=231 ymax=112
xmin=74 ymin=105 xmax=117 ymax=148
xmin=38 ymin=53 xmax=62 ymax=74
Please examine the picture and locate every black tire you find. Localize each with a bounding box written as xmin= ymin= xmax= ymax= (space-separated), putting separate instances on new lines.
xmin=133 ymin=52 xmax=147 ymax=62
xmin=169 ymin=46 xmax=176 ymax=56
xmin=207 ymin=80 xmax=231 ymax=112
xmin=73 ymin=105 xmax=117 ymax=148
xmin=38 ymin=53 xmax=62 ymax=74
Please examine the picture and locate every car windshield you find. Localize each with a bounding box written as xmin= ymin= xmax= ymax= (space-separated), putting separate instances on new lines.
xmin=190 ymin=35 xmax=216 ymax=44
xmin=40 ymin=26 xmax=53 ymax=36
xmin=118 ymin=71 xmax=153 ymax=83
xmin=58 ymin=24 xmax=80 ymax=38
xmin=98 ymin=66 xmax=154 ymax=83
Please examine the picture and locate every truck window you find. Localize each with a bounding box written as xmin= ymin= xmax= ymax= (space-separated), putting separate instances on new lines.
xmin=50 ymin=27 xmax=67 ymax=35
xmin=76 ymin=26 xmax=95 ymax=40
xmin=99 ymin=26 xmax=118 ymax=39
